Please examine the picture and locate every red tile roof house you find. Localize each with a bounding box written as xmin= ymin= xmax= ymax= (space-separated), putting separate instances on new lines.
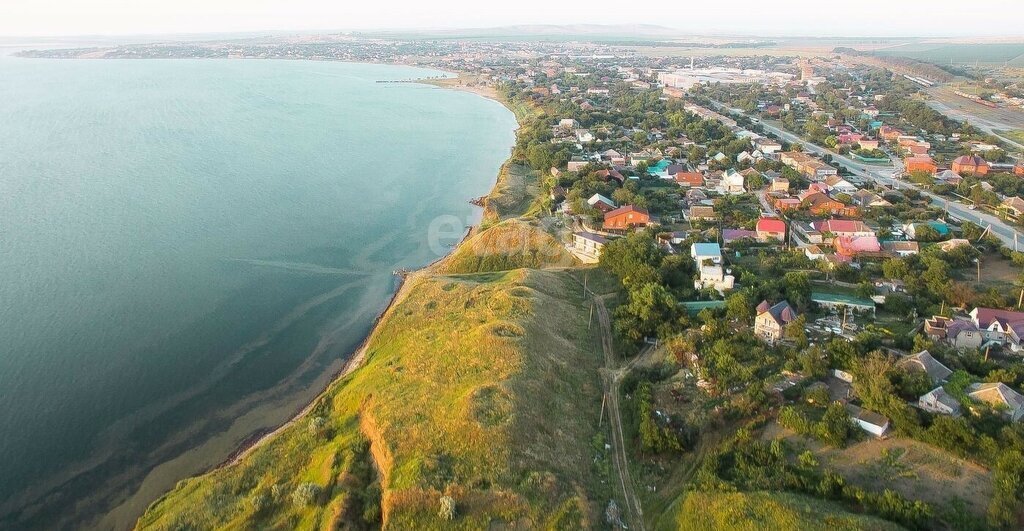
xmin=604 ymin=205 xmax=650 ymax=231
xmin=969 ymin=307 xmax=1024 ymax=352
xmin=835 ymin=235 xmax=881 ymax=258
xmin=674 ymin=172 xmax=705 ymax=188
xmin=952 ymin=155 xmax=991 ymax=176
xmin=756 ymin=218 xmax=787 ymax=242
xmin=811 ymin=219 xmax=875 ymax=241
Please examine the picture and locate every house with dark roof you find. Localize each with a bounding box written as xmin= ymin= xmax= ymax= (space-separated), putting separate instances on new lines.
xmin=570 ymin=232 xmax=609 ymax=264
xmin=924 ymin=316 xmax=984 ymax=350
xmin=969 ymin=307 xmax=1024 ymax=352
xmin=754 ymin=300 xmax=798 ymax=343
xmin=897 ymin=351 xmax=952 ymax=384
xmin=846 ymin=404 xmax=890 ymax=437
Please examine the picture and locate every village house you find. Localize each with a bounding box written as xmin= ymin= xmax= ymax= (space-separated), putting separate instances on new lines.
xmin=570 ymin=232 xmax=608 ymax=264
xmin=881 ymin=240 xmax=919 ymax=257
xmin=755 ymin=217 xmax=786 ymax=242
xmin=952 ymin=155 xmax=991 ymax=176
xmin=800 ymin=191 xmax=857 ymax=216
xmin=587 ymin=193 xmax=616 ymax=213
xmin=969 ymin=307 xmax=1024 ymax=352
xmin=919 ymin=387 xmax=961 ymax=416
xmin=574 ymin=129 xmax=595 ymax=143
xmin=691 ymin=242 xmax=734 ymax=293
xmin=850 ymin=189 xmax=890 ymax=208
xmin=674 ymin=171 xmax=704 ymax=188
xmin=687 ymin=205 xmax=716 ymax=222
xmin=567 ymin=157 xmax=589 ymax=172
xmin=924 ymin=316 xmax=984 ymax=350
xmin=754 ymin=300 xmax=798 ymax=343
xmin=604 ymin=205 xmax=650 ymax=230
xmin=897 ymin=350 xmax=952 ymax=384
xmin=846 ymin=404 xmax=890 ymax=437
xmin=719 ymin=169 xmax=746 ymax=195
xmin=1001 ymin=196 xmax=1024 ymax=218
xmin=770 ymin=177 xmax=790 ymax=193
xmin=857 ymin=138 xmax=880 ymax=150
xmin=968 ymin=383 xmax=1024 ymax=422
xmin=823 ymin=175 xmax=857 ymax=195
xmin=904 ymin=155 xmax=937 ymax=175
xmin=811 ymin=219 xmax=875 ymax=240
xmin=722 ymin=229 xmax=757 ymax=244
xmin=835 ymin=235 xmax=881 ymax=258
xmin=781 ymin=151 xmax=838 ymax=180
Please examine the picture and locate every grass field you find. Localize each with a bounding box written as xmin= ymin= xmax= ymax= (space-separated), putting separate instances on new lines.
xmin=482 ymin=162 xmax=543 ymax=224
xmin=136 ymin=268 xmax=609 ymax=530
xmin=659 ymin=491 xmax=905 ymax=531
xmin=439 ymin=218 xmax=577 ymax=274
xmin=873 ymin=43 xmax=1024 ymax=66
xmin=763 ymin=423 xmax=993 ymax=519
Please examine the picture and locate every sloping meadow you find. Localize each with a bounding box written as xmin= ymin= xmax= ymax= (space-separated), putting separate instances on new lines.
xmin=137 ymin=269 xmax=607 ymax=529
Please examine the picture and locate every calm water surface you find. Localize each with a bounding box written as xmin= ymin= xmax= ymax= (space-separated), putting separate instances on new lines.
xmin=0 ymin=58 xmax=516 ymax=528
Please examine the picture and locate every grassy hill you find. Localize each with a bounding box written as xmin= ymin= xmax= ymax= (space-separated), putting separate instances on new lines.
xmin=137 ymin=268 xmax=607 ymax=530
xmin=662 ymin=491 xmax=906 ymax=531
xmin=439 ymin=218 xmax=577 ymax=274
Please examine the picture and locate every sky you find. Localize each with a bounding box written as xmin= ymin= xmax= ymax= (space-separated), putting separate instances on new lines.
xmin=3 ymin=0 xmax=1023 ymax=38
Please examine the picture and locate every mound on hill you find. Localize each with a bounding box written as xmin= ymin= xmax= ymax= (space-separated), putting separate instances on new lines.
xmin=664 ymin=491 xmax=905 ymax=531
xmin=482 ymin=163 xmax=541 ymax=222
xmin=439 ymin=218 xmax=577 ymax=274
xmin=137 ymin=269 xmax=606 ymax=530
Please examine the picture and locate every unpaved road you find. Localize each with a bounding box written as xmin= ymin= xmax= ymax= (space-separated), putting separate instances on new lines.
xmin=594 ymin=295 xmax=646 ymax=531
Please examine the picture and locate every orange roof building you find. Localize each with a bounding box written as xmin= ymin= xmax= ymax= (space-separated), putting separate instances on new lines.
xmin=952 ymin=155 xmax=990 ymax=176
xmin=604 ymin=205 xmax=650 ymax=230
xmin=905 ymin=156 xmax=937 ymax=175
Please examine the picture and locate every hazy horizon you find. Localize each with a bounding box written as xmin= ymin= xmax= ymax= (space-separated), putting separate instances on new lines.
xmin=5 ymin=0 xmax=1024 ymax=40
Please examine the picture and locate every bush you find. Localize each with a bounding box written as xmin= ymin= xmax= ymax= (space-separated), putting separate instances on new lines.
xmin=291 ymin=483 xmax=322 ymax=507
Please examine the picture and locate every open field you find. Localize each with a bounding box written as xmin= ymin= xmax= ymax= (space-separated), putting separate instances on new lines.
xmin=764 ymin=423 xmax=993 ymax=518
xmin=872 ymin=42 xmax=1024 ymax=66
xmin=137 ymin=268 xmax=609 ymax=529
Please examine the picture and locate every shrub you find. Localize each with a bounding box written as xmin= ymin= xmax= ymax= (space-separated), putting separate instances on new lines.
xmin=291 ymin=483 xmax=322 ymax=507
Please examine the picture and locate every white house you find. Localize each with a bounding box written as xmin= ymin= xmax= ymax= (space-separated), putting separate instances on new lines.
xmin=570 ymin=232 xmax=609 ymax=264
xmin=919 ymin=387 xmax=961 ymax=416
xmin=690 ymin=243 xmax=722 ymax=266
xmin=719 ymin=169 xmax=746 ymax=195
xmin=846 ymin=404 xmax=890 ymax=437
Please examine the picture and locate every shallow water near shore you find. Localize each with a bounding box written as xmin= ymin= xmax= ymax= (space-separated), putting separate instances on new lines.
xmin=0 ymin=58 xmax=516 ymax=529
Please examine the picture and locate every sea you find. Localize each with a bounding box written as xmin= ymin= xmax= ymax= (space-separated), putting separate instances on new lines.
xmin=0 ymin=57 xmax=517 ymax=529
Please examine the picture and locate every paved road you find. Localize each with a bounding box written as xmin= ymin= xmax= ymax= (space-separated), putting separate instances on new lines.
xmin=707 ymin=101 xmax=1024 ymax=249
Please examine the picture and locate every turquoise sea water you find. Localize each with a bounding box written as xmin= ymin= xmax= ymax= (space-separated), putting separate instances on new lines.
xmin=0 ymin=58 xmax=516 ymax=527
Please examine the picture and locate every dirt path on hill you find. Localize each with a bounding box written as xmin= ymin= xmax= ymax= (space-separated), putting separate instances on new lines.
xmin=594 ymin=295 xmax=646 ymax=531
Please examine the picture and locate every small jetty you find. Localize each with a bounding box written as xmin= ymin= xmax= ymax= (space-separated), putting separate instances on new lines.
xmin=393 ymin=268 xmax=412 ymax=278
xmin=469 ymin=196 xmax=487 ymax=207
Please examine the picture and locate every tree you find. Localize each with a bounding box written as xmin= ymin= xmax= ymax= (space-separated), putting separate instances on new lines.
xmin=725 ymin=291 xmax=753 ymax=323
xmin=599 ymin=232 xmax=663 ymax=288
xmin=817 ymin=402 xmax=854 ymax=447
xmin=783 ymin=271 xmax=811 ymax=310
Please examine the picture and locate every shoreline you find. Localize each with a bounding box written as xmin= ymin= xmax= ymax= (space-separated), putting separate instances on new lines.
xmin=217 ymin=76 xmax=511 ymax=469
xmin=130 ymin=70 xmax=523 ymax=525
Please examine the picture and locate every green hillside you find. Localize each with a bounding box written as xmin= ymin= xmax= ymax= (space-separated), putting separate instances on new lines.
xmin=137 ymin=268 xmax=607 ymax=530
xmin=663 ymin=491 xmax=906 ymax=531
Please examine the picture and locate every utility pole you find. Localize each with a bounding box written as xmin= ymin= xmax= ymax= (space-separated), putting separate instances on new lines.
xmin=583 ymin=271 xmax=588 ymax=298
xmin=598 ymin=393 xmax=607 ymax=427
xmin=589 ymin=302 xmax=594 ymax=330
xmin=1017 ymin=289 xmax=1023 ymax=310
